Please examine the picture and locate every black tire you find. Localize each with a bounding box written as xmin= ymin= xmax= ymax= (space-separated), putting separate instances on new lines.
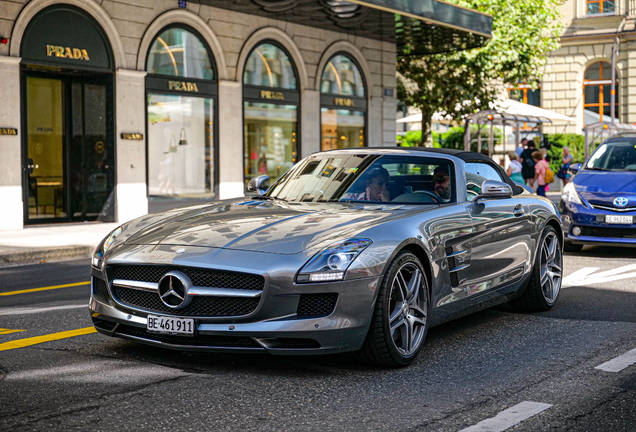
xmin=564 ymin=241 xmax=583 ymax=253
xmin=357 ymin=251 xmax=429 ymax=367
xmin=509 ymin=226 xmax=563 ymax=312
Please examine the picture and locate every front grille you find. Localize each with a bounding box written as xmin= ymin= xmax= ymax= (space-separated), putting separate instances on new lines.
xmin=590 ymin=204 xmax=636 ymax=213
xmin=110 ymin=265 xmax=264 ymax=291
xmin=579 ymin=227 xmax=636 ymax=239
xmin=92 ymin=277 xmax=110 ymax=303
xmin=113 ymin=285 xmax=259 ymax=317
xmin=116 ymin=324 xmax=262 ymax=348
xmin=297 ymin=293 xmax=338 ymax=317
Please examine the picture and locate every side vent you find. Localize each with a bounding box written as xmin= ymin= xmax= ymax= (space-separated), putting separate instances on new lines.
xmin=445 ymin=247 xmax=468 ymax=289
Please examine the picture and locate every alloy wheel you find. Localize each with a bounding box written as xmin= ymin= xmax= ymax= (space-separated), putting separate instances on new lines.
xmin=540 ymin=231 xmax=562 ymax=304
xmin=388 ymin=262 xmax=427 ymax=356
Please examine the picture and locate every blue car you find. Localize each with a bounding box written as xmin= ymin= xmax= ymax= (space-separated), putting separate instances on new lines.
xmin=559 ymin=132 xmax=636 ymax=251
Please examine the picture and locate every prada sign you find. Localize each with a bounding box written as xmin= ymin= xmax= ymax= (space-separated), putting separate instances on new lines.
xmin=168 ymin=81 xmax=199 ymax=92
xmin=260 ymin=90 xmax=284 ymax=100
xmin=334 ymin=98 xmax=354 ymax=107
xmin=46 ymin=45 xmax=90 ymax=61
xmin=121 ymin=133 xmax=143 ymax=140
xmin=0 ymin=128 xmax=18 ymax=136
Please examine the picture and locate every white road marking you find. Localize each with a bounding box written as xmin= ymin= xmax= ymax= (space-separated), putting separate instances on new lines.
xmin=0 ymin=304 xmax=86 ymax=317
xmin=595 ymin=348 xmax=636 ymax=373
xmin=562 ymin=264 xmax=636 ymax=288
xmin=459 ymin=401 xmax=553 ymax=432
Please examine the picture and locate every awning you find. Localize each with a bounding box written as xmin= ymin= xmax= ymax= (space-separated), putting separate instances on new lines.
xmin=191 ymin=0 xmax=493 ymax=55
xmin=398 ymin=99 xmax=576 ymax=125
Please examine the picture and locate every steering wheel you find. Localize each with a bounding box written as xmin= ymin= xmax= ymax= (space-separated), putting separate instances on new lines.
xmin=412 ymin=190 xmax=442 ymax=203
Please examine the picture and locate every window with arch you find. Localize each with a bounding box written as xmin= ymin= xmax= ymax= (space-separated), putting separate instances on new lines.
xmin=320 ymin=54 xmax=367 ymax=151
xmin=584 ymin=61 xmax=618 ymax=125
xmin=146 ymin=26 xmax=218 ymax=198
xmin=586 ymin=0 xmax=615 ymax=15
xmin=243 ymin=42 xmax=299 ymax=187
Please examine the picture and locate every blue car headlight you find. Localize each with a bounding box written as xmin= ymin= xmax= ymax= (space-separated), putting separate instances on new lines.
xmin=561 ymin=182 xmax=583 ymax=206
xmin=297 ymin=238 xmax=372 ymax=283
xmin=92 ymin=226 xmax=122 ymax=268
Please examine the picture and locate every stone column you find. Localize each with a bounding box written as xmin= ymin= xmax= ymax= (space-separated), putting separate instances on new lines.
xmin=115 ymin=69 xmax=148 ymax=223
xmin=0 ymin=56 xmax=23 ymax=231
xmin=368 ymin=96 xmax=383 ymax=147
xmin=218 ymin=80 xmax=244 ymax=200
xmin=301 ymin=89 xmax=320 ymax=158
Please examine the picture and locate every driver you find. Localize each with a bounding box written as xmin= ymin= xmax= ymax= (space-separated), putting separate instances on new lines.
xmin=342 ymin=166 xmax=390 ymax=202
xmin=433 ymin=166 xmax=451 ymax=201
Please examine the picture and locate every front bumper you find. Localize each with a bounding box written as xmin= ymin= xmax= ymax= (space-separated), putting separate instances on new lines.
xmin=89 ymin=274 xmax=381 ymax=356
xmin=559 ymin=200 xmax=636 ymax=246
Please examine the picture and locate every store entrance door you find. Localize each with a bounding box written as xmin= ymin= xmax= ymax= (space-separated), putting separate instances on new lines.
xmin=23 ymin=73 xmax=115 ymax=224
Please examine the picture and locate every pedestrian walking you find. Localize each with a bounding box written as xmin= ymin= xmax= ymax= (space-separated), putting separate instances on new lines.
xmin=507 ymin=152 xmax=524 ymax=184
xmin=532 ymin=151 xmax=550 ymax=196
xmin=515 ymin=138 xmax=527 ymax=158
xmin=520 ymin=140 xmax=537 ymax=188
xmin=557 ymin=146 xmax=574 ymax=187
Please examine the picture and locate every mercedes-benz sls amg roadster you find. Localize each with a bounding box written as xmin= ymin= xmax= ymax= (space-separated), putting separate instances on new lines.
xmin=89 ymin=148 xmax=563 ymax=367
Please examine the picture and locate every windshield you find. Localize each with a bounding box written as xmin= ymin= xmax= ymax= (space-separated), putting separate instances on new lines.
xmin=586 ymin=141 xmax=636 ymax=171
xmin=265 ymin=153 xmax=456 ymax=204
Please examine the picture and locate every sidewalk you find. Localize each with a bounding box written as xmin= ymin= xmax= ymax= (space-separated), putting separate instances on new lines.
xmin=0 ymin=222 xmax=120 ymax=266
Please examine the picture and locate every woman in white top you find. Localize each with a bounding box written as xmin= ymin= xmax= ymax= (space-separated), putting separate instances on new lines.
xmin=507 ymin=152 xmax=524 ymax=184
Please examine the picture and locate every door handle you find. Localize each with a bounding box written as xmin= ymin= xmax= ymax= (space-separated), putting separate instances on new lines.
xmin=513 ymin=204 xmax=524 ymax=217
xmin=27 ymin=164 xmax=39 ymax=169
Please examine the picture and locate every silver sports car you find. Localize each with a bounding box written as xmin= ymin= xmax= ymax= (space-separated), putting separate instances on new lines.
xmin=89 ymin=148 xmax=563 ymax=367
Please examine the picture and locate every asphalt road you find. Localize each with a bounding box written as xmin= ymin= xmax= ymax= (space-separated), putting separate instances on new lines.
xmin=1 ymin=247 xmax=636 ymax=432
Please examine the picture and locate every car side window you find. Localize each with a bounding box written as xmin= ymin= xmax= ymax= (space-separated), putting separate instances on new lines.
xmin=464 ymin=162 xmax=505 ymax=198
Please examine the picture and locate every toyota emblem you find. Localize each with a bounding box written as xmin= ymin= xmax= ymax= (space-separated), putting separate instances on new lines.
xmin=157 ymin=271 xmax=193 ymax=309
xmin=614 ymin=197 xmax=629 ymax=207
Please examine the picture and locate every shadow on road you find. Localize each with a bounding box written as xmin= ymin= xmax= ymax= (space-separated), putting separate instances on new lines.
xmin=565 ymin=245 xmax=636 ymax=259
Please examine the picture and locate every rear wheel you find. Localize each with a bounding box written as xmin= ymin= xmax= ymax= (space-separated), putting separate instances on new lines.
xmin=358 ymin=252 xmax=429 ymax=367
xmin=510 ymin=226 xmax=563 ymax=311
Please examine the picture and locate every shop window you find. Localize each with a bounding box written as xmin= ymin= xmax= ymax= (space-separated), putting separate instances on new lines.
xmin=586 ymin=0 xmax=615 ymax=15
xmin=146 ymin=26 xmax=217 ymax=198
xmin=147 ymin=27 xmax=214 ymax=79
xmin=584 ymin=61 xmax=618 ymax=125
xmin=243 ymin=42 xmax=299 ymax=187
xmin=320 ymin=54 xmax=367 ymax=150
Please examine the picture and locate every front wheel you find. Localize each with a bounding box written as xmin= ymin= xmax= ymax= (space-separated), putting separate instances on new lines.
xmin=358 ymin=252 xmax=429 ymax=367
xmin=509 ymin=226 xmax=563 ymax=311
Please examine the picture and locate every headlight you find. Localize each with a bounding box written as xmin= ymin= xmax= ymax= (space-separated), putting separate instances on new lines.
xmin=297 ymin=238 xmax=372 ymax=283
xmin=92 ymin=226 xmax=122 ymax=268
xmin=561 ymin=182 xmax=583 ymax=205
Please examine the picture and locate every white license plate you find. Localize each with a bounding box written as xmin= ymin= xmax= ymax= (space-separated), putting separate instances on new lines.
xmin=606 ymin=215 xmax=633 ymax=225
xmin=147 ymin=314 xmax=194 ymax=335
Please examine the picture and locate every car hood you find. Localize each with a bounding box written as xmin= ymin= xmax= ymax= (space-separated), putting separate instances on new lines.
xmin=124 ymin=199 xmax=421 ymax=254
xmin=574 ymin=170 xmax=636 ymax=207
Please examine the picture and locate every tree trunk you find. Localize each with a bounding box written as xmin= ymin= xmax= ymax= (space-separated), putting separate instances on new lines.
xmin=419 ymin=111 xmax=433 ymax=147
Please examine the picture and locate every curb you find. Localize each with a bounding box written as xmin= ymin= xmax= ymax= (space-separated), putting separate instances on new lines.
xmin=0 ymin=246 xmax=93 ymax=267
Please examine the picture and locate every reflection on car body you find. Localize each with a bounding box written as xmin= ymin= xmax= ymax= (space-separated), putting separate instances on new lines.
xmin=90 ymin=148 xmax=563 ymax=367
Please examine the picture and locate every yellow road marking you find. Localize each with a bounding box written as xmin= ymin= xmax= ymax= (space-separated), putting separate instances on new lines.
xmin=0 ymin=328 xmax=26 ymax=335
xmin=0 ymin=327 xmax=97 ymax=351
xmin=0 ymin=281 xmax=90 ymax=296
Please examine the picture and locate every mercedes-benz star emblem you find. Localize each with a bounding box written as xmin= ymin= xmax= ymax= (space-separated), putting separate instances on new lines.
xmin=157 ymin=271 xmax=193 ymax=309
xmin=614 ymin=197 xmax=629 ymax=207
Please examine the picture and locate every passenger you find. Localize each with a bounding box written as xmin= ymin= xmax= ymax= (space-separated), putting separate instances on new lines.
xmin=342 ymin=166 xmax=390 ymax=202
xmin=433 ymin=166 xmax=451 ymax=201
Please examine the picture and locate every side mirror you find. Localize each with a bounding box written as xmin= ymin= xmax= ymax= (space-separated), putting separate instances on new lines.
xmin=568 ymin=163 xmax=582 ymax=175
xmin=471 ymin=180 xmax=513 ymax=202
xmin=247 ymin=175 xmax=269 ymax=195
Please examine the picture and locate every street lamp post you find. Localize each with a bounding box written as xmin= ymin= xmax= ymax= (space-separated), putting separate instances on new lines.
xmin=611 ymin=37 xmax=619 ymax=124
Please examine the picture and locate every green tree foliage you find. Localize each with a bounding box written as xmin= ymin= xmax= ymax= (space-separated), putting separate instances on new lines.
xmin=545 ymin=133 xmax=585 ymax=172
xmin=397 ymin=0 xmax=563 ymax=145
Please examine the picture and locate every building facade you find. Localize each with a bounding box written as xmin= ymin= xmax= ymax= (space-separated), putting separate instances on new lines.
xmin=542 ymin=0 xmax=635 ymax=135
xmin=0 ymin=0 xmax=490 ymax=230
